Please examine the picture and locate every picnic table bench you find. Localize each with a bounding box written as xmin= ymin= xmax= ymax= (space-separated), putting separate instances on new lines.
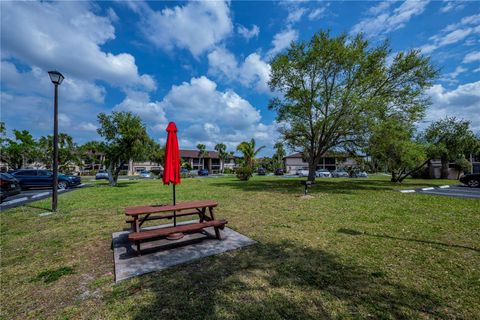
xmin=125 ymin=200 xmax=227 ymax=255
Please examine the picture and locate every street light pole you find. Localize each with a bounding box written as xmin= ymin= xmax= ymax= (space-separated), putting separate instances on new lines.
xmin=52 ymin=83 xmax=59 ymax=212
xmin=48 ymin=71 xmax=64 ymax=212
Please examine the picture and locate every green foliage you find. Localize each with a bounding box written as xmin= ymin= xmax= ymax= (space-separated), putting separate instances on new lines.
xmin=149 ymin=142 xmax=165 ymax=166
xmin=37 ymin=133 xmax=80 ymax=171
xmin=236 ymin=138 xmax=265 ymax=168
xmin=97 ymin=111 xmax=153 ymax=186
xmin=423 ymin=117 xmax=479 ymax=179
xmin=269 ymin=30 xmax=438 ymax=181
xmin=181 ymin=160 xmax=192 ymax=170
xmin=223 ymin=167 xmax=235 ymax=174
xmin=455 ymin=156 xmax=472 ymax=178
xmin=235 ymin=166 xmax=253 ymax=181
xmin=0 ymin=128 xmax=38 ymax=169
xmin=215 ymin=143 xmax=230 ymax=173
xmin=369 ymin=118 xmax=427 ymax=182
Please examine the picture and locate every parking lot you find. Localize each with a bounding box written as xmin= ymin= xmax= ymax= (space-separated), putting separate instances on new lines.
xmin=400 ymin=185 xmax=480 ymax=199
xmin=0 ymin=184 xmax=87 ymax=210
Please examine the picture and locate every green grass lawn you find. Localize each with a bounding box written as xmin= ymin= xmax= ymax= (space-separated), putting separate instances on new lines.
xmin=1 ymin=175 xmax=479 ymax=319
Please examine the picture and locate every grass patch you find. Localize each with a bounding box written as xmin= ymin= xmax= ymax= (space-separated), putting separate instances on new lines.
xmin=32 ymin=266 xmax=75 ymax=284
xmin=1 ymin=175 xmax=479 ymax=319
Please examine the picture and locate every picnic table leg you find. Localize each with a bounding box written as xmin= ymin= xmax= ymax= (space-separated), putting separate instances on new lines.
xmin=133 ymin=216 xmax=141 ymax=255
xmin=209 ymin=207 xmax=221 ymax=240
xmin=208 ymin=207 xmax=216 ymax=220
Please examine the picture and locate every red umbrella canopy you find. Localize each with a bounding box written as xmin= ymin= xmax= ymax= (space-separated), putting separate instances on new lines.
xmin=162 ymin=122 xmax=181 ymax=186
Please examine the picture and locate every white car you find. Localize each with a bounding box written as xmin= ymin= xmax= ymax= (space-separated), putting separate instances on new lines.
xmin=139 ymin=171 xmax=152 ymax=178
xmin=331 ymin=169 xmax=349 ymax=178
xmin=315 ymin=169 xmax=332 ymax=178
xmin=95 ymin=170 xmax=109 ymax=180
xmin=297 ymin=168 xmax=309 ymax=177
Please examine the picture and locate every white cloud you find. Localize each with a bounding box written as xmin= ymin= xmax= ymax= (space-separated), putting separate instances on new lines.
xmin=420 ymin=13 xmax=480 ymax=54
xmin=351 ymin=0 xmax=430 ymax=37
xmin=463 ymin=51 xmax=480 ymax=63
xmin=267 ymin=29 xmax=298 ymax=57
xmin=1 ymin=61 xmax=106 ymax=104
xmin=114 ymin=91 xmax=168 ymax=125
xmin=440 ymin=1 xmax=466 ymax=13
xmin=426 ymin=81 xmax=480 ymax=132
xmin=58 ymin=113 xmax=72 ymax=127
xmin=308 ymin=7 xmax=326 ymax=20
xmin=1 ymin=1 xmax=155 ymax=91
xmin=208 ymin=48 xmax=271 ymax=93
xmin=157 ymin=76 xmax=279 ymax=153
xmin=237 ymin=24 xmax=260 ymax=40
xmin=130 ymin=0 xmax=232 ymax=57
xmin=287 ymin=8 xmax=306 ymax=24
xmin=78 ymin=122 xmax=98 ymax=132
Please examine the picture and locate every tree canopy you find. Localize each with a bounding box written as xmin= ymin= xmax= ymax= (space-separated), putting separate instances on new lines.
xmin=97 ymin=111 xmax=152 ymax=186
xmin=269 ymin=30 xmax=438 ymax=180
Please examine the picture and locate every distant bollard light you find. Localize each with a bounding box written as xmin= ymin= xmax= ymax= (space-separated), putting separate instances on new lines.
xmin=301 ymin=180 xmax=314 ymax=195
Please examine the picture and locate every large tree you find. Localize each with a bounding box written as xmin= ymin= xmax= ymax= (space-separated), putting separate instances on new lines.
xmin=269 ymin=30 xmax=437 ymax=181
xmin=236 ymin=138 xmax=265 ymax=168
xmin=0 ymin=128 xmax=38 ymax=169
xmin=97 ymin=111 xmax=152 ymax=186
xmin=273 ymin=142 xmax=286 ymax=169
xmin=369 ymin=118 xmax=427 ymax=182
xmin=37 ymin=133 xmax=80 ymax=172
xmin=423 ymin=117 xmax=479 ymax=179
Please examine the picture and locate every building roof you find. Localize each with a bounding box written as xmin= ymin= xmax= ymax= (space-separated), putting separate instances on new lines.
xmin=180 ymin=149 xmax=221 ymax=159
xmin=283 ymin=152 xmax=349 ymax=159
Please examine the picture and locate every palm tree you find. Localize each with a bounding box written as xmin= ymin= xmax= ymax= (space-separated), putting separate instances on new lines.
xmin=214 ymin=143 xmax=228 ymax=173
xmin=273 ymin=142 xmax=286 ymax=168
xmin=196 ymin=143 xmax=207 ymax=169
xmin=236 ymin=138 xmax=265 ymax=168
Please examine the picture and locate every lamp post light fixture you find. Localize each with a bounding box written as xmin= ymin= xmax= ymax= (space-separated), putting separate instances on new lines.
xmin=48 ymin=70 xmax=64 ymax=212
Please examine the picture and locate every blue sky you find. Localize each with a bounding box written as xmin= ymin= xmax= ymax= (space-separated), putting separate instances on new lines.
xmin=1 ymin=0 xmax=479 ymax=156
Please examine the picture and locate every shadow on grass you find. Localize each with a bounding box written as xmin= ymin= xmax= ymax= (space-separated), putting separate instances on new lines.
xmin=107 ymin=241 xmax=454 ymax=319
xmin=211 ymin=178 xmax=402 ymax=195
xmin=338 ymin=228 xmax=480 ymax=252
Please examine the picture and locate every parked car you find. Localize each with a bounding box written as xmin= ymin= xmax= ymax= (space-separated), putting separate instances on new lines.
xmin=180 ymin=168 xmax=189 ymax=174
xmin=95 ymin=170 xmax=109 ymax=180
xmin=350 ymin=170 xmax=368 ymax=178
xmin=274 ymin=168 xmax=284 ymax=176
xmin=0 ymin=172 xmax=21 ymax=202
xmin=331 ymin=169 xmax=349 ymax=178
xmin=138 ymin=170 xmax=152 ymax=178
xmin=11 ymin=169 xmax=81 ymax=190
xmin=257 ymin=167 xmax=266 ymax=175
xmin=297 ymin=168 xmax=309 ymax=177
xmin=198 ymin=168 xmax=209 ymax=176
xmin=316 ymin=169 xmax=332 ymax=178
xmin=459 ymin=173 xmax=480 ymax=188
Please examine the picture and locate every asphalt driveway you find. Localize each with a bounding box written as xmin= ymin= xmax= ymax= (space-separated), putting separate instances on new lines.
xmin=0 ymin=184 xmax=88 ymax=210
xmin=399 ymin=185 xmax=480 ymax=199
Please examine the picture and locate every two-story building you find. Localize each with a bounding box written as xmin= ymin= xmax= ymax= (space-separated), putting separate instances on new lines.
xmin=127 ymin=149 xmax=237 ymax=175
xmin=283 ymin=152 xmax=357 ymax=174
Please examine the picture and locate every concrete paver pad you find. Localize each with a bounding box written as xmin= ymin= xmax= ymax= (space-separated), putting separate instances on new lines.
xmin=112 ymin=220 xmax=256 ymax=282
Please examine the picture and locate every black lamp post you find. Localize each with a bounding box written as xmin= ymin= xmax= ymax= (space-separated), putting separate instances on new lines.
xmin=48 ymin=70 xmax=64 ymax=212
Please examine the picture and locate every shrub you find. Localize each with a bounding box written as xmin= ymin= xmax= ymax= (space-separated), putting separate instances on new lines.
xmin=223 ymin=168 xmax=235 ymax=174
xmin=236 ymin=166 xmax=253 ymax=181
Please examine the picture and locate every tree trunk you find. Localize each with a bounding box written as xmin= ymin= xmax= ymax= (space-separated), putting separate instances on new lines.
xmin=391 ymin=171 xmax=397 ymax=182
xmin=107 ymin=162 xmax=116 ymax=186
xmin=440 ymin=157 xmax=449 ymax=179
xmin=308 ymin=157 xmax=319 ymax=182
xmin=112 ymin=161 xmax=124 ymax=186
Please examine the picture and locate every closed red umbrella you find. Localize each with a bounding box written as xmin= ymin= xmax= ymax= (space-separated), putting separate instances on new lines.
xmin=163 ymin=122 xmax=182 ymax=238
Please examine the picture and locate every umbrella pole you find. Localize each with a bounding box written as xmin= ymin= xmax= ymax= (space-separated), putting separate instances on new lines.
xmin=167 ymin=184 xmax=184 ymax=240
xmin=173 ymin=184 xmax=176 ymax=227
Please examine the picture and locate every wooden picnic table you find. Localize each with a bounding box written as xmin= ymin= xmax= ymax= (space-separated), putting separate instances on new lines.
xmin=125 ymin=200 xmax=227 ymax=255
